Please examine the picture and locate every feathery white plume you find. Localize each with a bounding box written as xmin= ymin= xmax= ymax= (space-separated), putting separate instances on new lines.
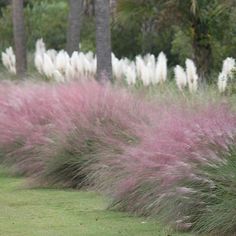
xmin=222 ymin=57 xmax=235 ymax=77
xmin=217 ymin=57 xmax=235 ymax=93
xmin=42 ymin=53 xmax=55 ymax=78
xmin=185 ymin=59 xmax=198 ymax=93
xmin=174 ymin=65 xmax=187 ymax=91
xmin=218 ymin=72 xmax=228 ymax=93
xmin=155 ymin=52 xmax=167 ymax=83
xmin=1 ymin=47 xmax=16 ymax=74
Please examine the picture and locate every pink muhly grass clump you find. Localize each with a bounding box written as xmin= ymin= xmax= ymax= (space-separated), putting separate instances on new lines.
xmin=0 ymin=80 xmax=154 ymax=185
xmin=0 ymin=82 xmax=62 ymax=175
xmin=89 ymin=101 xmax=236 ymax=232
xmin=1 ymin=79 xmax=236 ymax=234
xmin=37 ymin=82 xmax=155 ymax=188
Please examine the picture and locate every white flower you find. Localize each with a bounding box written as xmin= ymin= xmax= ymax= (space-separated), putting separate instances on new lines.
xmin=125 ymin=62 xmax=136 ymax=85
xmin=217 ymin=57 xmax=235 ymax=93
xmin=42 ymin=53 xmax=55 ymax=78
xmin=174 ymin=65 xmax=187 ymax=91
xmin=53 ymin=70 xmax=65 ymax=82
xmin=1 ymin=47 xmax=16 ymax=74
xmin=218 ymin=72 xmax=228 ymax=93
xmin=35 ymin=38 xmax=46 ymax=55
xmin=34 ymin=53 xmax=44 ymax=74
xmin=46 ymin=49 xmax=57 ymax=64
xmin=55 ymin=50 xmax=70 ymax=73
xmin=185 ymin=59 xmax=198 ymax=93
xmin=222 ymin=57 xmax=235 ymax=78
xmin=141 ymin=64 xmax=151 ymax=86
xmin=155 ymin=52 xmax=167 ymax=83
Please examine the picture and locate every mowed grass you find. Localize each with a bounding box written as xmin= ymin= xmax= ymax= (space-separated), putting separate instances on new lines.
xmin=0 ymin=168 xmax=192 ymax=236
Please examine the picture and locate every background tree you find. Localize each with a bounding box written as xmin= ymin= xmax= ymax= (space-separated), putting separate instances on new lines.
xmin=116 ymin=0 xmax=235 ymax=81
xmin=66 ymin=0 xmax=84 ymax=55
xmin=95 ymin=0 xmax=112 ymax=82
xmin=12 ymin=0 xmax=27 ymax=76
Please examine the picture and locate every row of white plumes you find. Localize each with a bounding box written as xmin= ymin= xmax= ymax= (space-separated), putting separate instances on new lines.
xmin=1 ymin=39 xmax=235 ymax=93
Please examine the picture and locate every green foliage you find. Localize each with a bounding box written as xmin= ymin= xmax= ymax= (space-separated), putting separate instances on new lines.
xmin=80 ymin=16 xmax=96 ymax=52
xmin=0 ymin=5 xmax=12 ymax=50
xmin=155 ymin=142 xmax=236 ymax=235
xmin=190 ymin=146 xmax=236 ymax=234
xmin=25 ymin=1 xmax=68 ymax=50
xmin=0 ymin=170 xmax=179 ymax=236
xmin=171 ymin=29 xmax=193 ymax=66
xmin=0 ymin=0 xmax=68 ymax=51
xmin=0 ymin=0 xmax=236 ymax=77
xmin=115 ymin=0 xmax=236 ymax=76
xmin=111 ymin=23 xmax=141 ymax=58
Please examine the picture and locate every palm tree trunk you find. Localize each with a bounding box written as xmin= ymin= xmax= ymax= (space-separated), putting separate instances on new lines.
xmin=95 ymin=0 xmax=112 ymax=82
xmin=12 ymin=0 xmax=27 ymax=76
xmin=193 ymin=38 xmax=212 ymax=82
xmin=192 ymin=17 xmax=212 ymax=83
xmin=66 ymin=0 xmax=84 ymax=55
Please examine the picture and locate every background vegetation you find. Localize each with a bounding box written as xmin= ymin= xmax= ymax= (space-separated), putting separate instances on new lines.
xmin=0 ymin=0 xmax=235 ymax=76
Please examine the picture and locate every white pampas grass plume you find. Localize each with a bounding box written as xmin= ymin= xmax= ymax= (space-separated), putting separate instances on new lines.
xmin=35 ymin=39 xmax=46 ymax=74
xmin=42 ymin=53 xmax=55 ymax=78
xmin=185 ymin=59 xmax=199 ymax=93
xmin=174 ymin=65 xmax=187 ymax=91
xmin=222 ymin=57 xmax=235 ymax=77
xmin=217 ymin=57 xmax=235 ymax=93
xmin=1 ymin=47 xmax=16 ymax=74
xmin=124 ymin=62 xmax=136 ymax=85
xmin=155 ymin=52 xmax=167 ymax=83
xmin=135 ymin=55 xmax=143 ymax=80
xmin=46 ymin=49 xmax=57 ymax=64
xmin=55 ymin=50 xmax=70 ymax=73
xmin=112 ymin=54 xmax=123 ymax=80
xmin=35 ymin=38 xmax=46 ymax=54
xmin=140 ymin=64 xmax=151 ymax=86
xmin=217 ymin=72 xmax=228 ymax=93
xmin=34 ymin=53 xmax=44 ymax=74
xmin=53 ymin=70 xmax=65 ymax=83
xmin=65 ymin=63 xmax=75 ymax=80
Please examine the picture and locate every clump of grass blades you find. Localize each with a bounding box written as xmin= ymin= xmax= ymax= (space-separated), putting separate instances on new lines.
xmin=157 ymin=139 xmax=236 ymax=235
xmin=40 ymin=116 xmax=140 ymax=189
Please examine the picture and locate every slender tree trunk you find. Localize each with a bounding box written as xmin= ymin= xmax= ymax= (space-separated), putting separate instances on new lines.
xmin=192 ymin=19 xmax=212 ymax=83
xmin=95 ymin=0 xmax=112 ymax=82
xmin=66 ymin=0 xmax=84 ymax=55
xmin=12 ymin=0 xmax=27 ymax=76
xmin=193 ymin=39 xmax=212 ymax=82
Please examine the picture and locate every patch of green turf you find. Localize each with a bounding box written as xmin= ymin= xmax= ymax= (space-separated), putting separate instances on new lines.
xmin=0 ymin=169 xmax=192 ymax=236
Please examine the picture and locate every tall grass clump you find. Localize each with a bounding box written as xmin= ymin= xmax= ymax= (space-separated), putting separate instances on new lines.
xmin=158 ymin=126 xmax=236 ymax=235
xmin=1 ymin=78 xmax=236 ymax=235
xmin=37 ymin=82 xmax=153 ymax=188
xmin=0 ymin=82 xmax=62 ymax=175
xmin=0 ymin=80 xmax=154 ymax=187
xmin=89 ymin=100 xmax=236 ymax=235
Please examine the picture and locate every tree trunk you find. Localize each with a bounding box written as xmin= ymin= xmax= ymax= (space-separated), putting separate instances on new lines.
xmin=193 ymin=40 xmax=212 ymax=83
xmin=192 ymin=19 xmax=212 ymax=83
xmin=95 ymin=0 xmax=112 ymax=82
xmin=12 ymin=0 xmax=27 ymax=76
xmin=66 ymin=0 xmax=84 ymax=55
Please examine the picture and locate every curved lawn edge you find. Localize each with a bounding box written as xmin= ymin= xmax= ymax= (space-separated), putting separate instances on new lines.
xmin=0 ymin=168 xmax=191 ymax=236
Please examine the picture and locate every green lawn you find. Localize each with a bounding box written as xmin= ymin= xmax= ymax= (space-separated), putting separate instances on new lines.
xmin=0 ymin=168 xmax=192 ymax=236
